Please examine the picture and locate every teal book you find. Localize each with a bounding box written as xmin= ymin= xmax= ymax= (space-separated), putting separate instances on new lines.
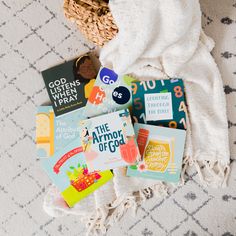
xmin=41 ymin=138 xmax=113 ymax=207
xmin=131 ymin=79 xmax=187 ymax=129
xmin=127 ymin=123 xmax=186 ymax=183
xmin=84 ymin=67 xmax=135 ymax=118
xmin=79 ymin=109 xmax=140 ymax=172
xmin=41 ymin=54 xmax=98 ymax=116
xmin=36 ymin=106 xmax=86 ymax=158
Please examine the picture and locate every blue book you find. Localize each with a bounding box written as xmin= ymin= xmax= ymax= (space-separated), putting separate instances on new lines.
xmin=36 ymin=106 xmax=86 ymax=158
xmin=79 ymin=109 xmax=140 ymax=172
xmin=41 ymin=138 xmax=113 ymax=207
xmin=127 ymin=123 xmax=186 ymax=183
xmin=84 ymin=67 xmax=135 ymax=118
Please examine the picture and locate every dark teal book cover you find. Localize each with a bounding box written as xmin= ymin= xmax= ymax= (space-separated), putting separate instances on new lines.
xmin=131 ymin=79 xmax=187 ymax=129
xmin=41 ymin=54 xmax=97 ymax=116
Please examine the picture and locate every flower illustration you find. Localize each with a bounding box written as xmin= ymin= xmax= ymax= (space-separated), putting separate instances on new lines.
xmin=138 ymin=162 xmax=147 ymax=172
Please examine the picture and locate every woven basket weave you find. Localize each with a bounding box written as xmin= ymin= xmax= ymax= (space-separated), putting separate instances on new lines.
xmin=63 ymin=0 xmax=118 ymax=47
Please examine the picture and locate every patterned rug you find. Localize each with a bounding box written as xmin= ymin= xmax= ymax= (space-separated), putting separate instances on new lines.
xmin=0 ymin=0 xmax=235 ymax=235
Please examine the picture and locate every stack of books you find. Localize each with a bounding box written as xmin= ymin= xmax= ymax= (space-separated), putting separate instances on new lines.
xmin=36 ymin=52 xmax=187 ymax=207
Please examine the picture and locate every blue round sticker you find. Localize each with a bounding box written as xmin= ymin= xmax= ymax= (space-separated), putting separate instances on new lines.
xmin=112 ymin=86 xmax=131 ymax=105
xmin=100 ymin=67 xmax=118 ymax=85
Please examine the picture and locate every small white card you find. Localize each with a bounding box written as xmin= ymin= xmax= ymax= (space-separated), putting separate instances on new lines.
xmin=145 ymin=93 xmax=173 ymax=121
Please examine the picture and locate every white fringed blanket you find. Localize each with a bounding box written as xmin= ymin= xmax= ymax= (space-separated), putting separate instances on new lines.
xmin=44 ymin=0 xmax=230 ymax=235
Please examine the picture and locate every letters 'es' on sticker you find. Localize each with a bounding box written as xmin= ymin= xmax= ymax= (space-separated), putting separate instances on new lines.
xmin=112 ymin=86 xmax=131 ymax=105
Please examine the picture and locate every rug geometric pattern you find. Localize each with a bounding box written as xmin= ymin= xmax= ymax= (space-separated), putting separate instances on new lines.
xmin=0 ymin=0 xmax=235 ymax=235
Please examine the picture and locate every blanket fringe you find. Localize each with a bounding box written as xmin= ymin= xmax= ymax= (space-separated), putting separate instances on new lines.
xmin=181 ymin=156 xmax=230 ymax=188
xmin=81 ymin=207 xmax=109 ymax=236
xmin=45 ymin=157 xmax=230 ymax=236
xmin=82 ymin=183 xmax=167 ymax=235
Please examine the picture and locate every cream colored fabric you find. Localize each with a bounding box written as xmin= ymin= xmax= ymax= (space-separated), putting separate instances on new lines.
xmin=100 ymin=0 xmax=230 ymax=186
xmin=44 ymin=1 xmax=230 ymax=234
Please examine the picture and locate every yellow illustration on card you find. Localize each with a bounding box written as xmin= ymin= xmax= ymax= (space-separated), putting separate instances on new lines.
xmin=144 ymin=140 xmax=171 ymax=172
xmin=36 ymin=111 xmax=54 ymax=156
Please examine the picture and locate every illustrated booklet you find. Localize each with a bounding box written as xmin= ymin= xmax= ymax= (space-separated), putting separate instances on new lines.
xmin=36 ymin=106 xmax=86 ymax=158
xmin=79 ymin=109 xmax=140 ymax=172
xmin=131 ymin=78 xmax=187 ymax=129
xmin=127 ymin=123 xmax=186 ymax=183
xmin=41 ymin=138 xmax=113 ymax=207
xmin=42 ymin=53 xmax=98 ymax=116
xmin=84 ymin=67 xmax=135 ymax=118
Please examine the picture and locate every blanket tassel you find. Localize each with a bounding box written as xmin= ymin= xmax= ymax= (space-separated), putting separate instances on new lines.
xmin=82 ymin=183 xmax=168 ymax=235
xmin=181 ymin=156 xmax=231 ymax=188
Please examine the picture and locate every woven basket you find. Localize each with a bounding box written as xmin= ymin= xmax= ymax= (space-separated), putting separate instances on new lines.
xmin=63 ymin=0 xmax=118 ymax=47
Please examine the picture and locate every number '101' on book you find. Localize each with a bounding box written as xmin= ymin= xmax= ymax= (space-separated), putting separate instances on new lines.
xmin=131 ymin=78 xmax=187 ymax=130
